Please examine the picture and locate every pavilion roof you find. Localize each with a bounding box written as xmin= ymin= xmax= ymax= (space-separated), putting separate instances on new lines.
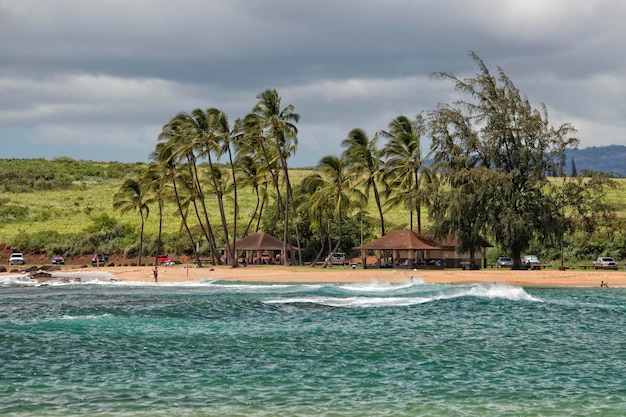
xmin=230 ymin=232 xmax=295 ymax=251
xmin=353 ymin=229 xmax=442 ymax=251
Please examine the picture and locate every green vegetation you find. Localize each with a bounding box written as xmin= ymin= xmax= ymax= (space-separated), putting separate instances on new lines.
xmin=0 ymin=157 xmax=624 ymax=265
xmin=2 ymin=53 xmax=626 ymax=268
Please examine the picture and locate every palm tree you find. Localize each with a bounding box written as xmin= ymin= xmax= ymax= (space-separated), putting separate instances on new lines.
xmin=170 ymin=109 xmax=235 ymax=265
xmin=208 ymin=108 xmax=240 ymax=266
xmin=151 ymin=140 xmax=201 ymax=267
xmin=244 ymin=89 xmax=300 ymax=265
xmin=305 ymin=155 xmax=365 ymax=268
xmin=113 ymin=177 xmax=149 ymax=266
xmin=298 ymin=172 xmax=333 ymax=266
xmin=341 ymin=128 xmax=386 ymax=236
xmin=144 ymin=162 xmax=169 ymax=266
xmin=380 ymin=114 xmax=436 ymax=233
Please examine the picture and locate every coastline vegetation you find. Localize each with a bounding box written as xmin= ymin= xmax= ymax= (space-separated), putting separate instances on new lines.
xmin=2 ymin=52 xmax=625 ymax=268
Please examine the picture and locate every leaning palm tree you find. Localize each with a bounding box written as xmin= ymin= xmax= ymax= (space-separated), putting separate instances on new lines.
xmin=306 ymin=155 xmax=365 ymax=268
xmin=113 ymin=177 xmax=149 ymax=266
xmin=380 ymin=114 xmax=436 ymax=233
xmin=150 ymin=140 xmax=201 ymax=267
xmin=143 ymin=162 xmax=169 ymax=266
xmin=182 ymin=109 xmax=235 ymax=265
xmin=244 ymin=89 xmax=300 ymax=265
xmin=208 ymin=108 xmax=240 ymax=266
xmin=297 ymin=172 xmax=334 ymax=267
xmin=341 ymin=128 xmax=386 ymax=236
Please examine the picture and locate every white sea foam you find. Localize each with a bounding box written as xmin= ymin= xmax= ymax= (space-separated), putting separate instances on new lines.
xmin=463 ymin=283 xmax=541 ymax=302
xmin=338 ymin=278 xmax=425 ymax=293
xmin=264 ymin=296 xmax=432 ymax=307
xmin=0 ymin=274 xmax=37 ymax=286
xmin=264 ymin=282 xmax=540 ymax=308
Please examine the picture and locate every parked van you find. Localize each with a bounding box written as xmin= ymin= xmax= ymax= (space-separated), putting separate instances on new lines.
xmin=328 ymin=252 xmax=346 ymax=265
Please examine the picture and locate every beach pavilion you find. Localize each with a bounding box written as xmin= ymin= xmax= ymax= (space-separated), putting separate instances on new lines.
xmin=353 ymin=229 xmax=492 ymax=269
xmin=225 ymin=232 xmax=296 ymax=265
xmin=353 ymin=229 xmax=442 ymax=269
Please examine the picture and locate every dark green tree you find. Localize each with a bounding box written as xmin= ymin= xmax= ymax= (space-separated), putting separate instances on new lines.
xmin=430 ymin=166 xmax=494 ymax=268
xmin=429 ymin=52 xmax=578 ymax=267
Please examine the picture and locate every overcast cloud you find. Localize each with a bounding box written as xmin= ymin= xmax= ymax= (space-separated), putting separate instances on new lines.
xmin=1 ymin=0 xmax=624 ymax=167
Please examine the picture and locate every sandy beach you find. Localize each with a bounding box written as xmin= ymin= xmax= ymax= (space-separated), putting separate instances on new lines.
xmin=47 ymin=264 xmax=626 ymax=287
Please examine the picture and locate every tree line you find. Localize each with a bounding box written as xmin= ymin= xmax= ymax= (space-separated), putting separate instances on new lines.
xmin=113 ymin=52 xmax=617 ymax=268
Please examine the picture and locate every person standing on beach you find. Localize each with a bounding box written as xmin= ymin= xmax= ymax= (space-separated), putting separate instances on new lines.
xmin=153 ymin=266 xmax=158 ymax=283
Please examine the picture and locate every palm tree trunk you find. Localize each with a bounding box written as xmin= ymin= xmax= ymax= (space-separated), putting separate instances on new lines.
xmin=372 ymin=181 xmax=385 ymax=236
xmin=155 ymin=199 xmax=163 ymax=267
xmin=226 ymin=145 xmax=238 ymax=268
xmin=244 ymin=185 xmax=261 ymax=236
xmin=414 ymin=169 xmax=422 ymax=233
xmin=323 ymin=218 xmax=343 ymax=268
xmin=189 ymin=160 xmax=219 ymax=260
xmin=138 ymin=211 xmax=145 ymax=267
xmin=173 ymin=179 xmax=201 ymax=267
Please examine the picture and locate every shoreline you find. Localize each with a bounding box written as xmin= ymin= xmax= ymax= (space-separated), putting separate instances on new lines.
xmin=23 ymin=264 xmax=626 ymax=287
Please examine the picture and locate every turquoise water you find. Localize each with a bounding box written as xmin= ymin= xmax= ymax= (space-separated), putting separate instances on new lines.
xmin=1 ymin=273 xmax=625 ymax=416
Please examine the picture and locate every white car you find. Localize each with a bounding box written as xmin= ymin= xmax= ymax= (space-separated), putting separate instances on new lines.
xmin=522 ymin=255 xmax=540 ymax=270
xmin=9 ymin=252 xmax=25 ymax=265
xmin=593 ymin=257 xmax=618 ymax=270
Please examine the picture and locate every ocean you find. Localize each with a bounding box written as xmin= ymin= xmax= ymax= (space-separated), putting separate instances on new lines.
xmin=1 ymin=273 xmax=625 ymax=416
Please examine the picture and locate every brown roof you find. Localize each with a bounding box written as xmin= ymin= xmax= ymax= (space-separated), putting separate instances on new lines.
xmin=353 ymin=229 xmax=442 ymax=251
xmin=230 ymin=232 xmax=295 ymax=251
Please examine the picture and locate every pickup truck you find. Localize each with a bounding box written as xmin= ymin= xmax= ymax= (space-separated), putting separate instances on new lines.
xmin=592 ymin=257 xmax=618 ymax=270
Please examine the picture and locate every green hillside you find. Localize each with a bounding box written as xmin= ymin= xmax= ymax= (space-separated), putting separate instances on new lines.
xmin=1 ymin=158 xmax=625 ymax=265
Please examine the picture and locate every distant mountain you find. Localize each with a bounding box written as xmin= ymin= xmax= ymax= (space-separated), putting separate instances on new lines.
xmin=565 ymin=145 xmax=626 ymax=177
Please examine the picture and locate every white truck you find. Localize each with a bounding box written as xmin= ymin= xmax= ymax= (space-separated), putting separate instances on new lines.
xmin=327 ymin=253 xmax=346 ymax=265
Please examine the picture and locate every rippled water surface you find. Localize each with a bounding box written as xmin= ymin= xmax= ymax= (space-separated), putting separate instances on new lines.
xmin=1 ymin=274 xmax=625 ymax=416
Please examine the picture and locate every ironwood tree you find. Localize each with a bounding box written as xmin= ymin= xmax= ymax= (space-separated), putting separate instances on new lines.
xmin=429 ymin=52 xmax=579 ymax=268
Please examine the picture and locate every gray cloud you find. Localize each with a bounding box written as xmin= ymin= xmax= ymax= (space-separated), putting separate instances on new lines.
xmin=0 ymin=0 xmax=624 ymax=166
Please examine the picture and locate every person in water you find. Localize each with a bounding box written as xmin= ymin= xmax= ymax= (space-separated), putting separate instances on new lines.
xmin=601 ymin=280 xmax=608 ymax=288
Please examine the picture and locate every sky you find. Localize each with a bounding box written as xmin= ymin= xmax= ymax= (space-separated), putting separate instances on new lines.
xmin=1 ymin=0 xmax=625 ymax=167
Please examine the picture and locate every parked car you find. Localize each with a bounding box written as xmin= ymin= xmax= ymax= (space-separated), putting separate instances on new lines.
xmin=522 ymin=255 xmax=540 ymax=270
xmin=156 ymin=254 xmax=171 ymax=265
xmin=496 ymin=256 xmax=513 ymax=269
xmin=9 ymin=252 xmax=25 ymax=265
xmin=327 ymin=252 xmax=346 ymax=265
xmin=592 ymin=256 xmax=618 ymax=270
xmin=91 ymin=253 xmax=109 ymax=266
xmin=51 ymin=255 xmax=65 ymax=265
